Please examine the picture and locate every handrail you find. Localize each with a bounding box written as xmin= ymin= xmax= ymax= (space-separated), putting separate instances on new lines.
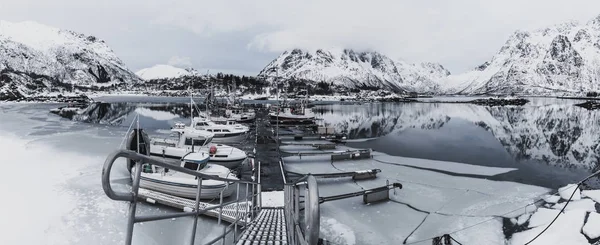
xmin=102 ymin=149 xmax=257 ymax=201
xmin=284 ymin=174 xmax=320 ymax=245
xmin=101 ymin=148 xmax=262 ymax=245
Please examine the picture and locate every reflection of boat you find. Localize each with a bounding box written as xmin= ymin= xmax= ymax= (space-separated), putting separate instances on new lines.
xmin=210 ymin=107 xmax=256 ymax=124
xmin=254 ymin=96 xmax=268 ymax=100
xmin=148 ymin=126 xmax=247 ymax=169
xmin=133 ymin=152 xmax=237 ymax=199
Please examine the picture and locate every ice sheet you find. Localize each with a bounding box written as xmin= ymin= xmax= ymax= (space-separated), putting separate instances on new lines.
xmin=582 ymin=190 xmax=600 ymax=203
xmin=558 ymin=184 xmax=581 ymax=201
xmin=528 ymin=208 xmax=560 ymax=228
xmin=583 ymin=212 xmax=600 ymax=239
xmin=260 ymin=191 xmax=284 ymax=207
xmin=551 ymin=198 xmax=597 ymax=212
xmin=284 ymin=147 xmax=549 ymax=244
xmin=510 ymin=210 xmax=588 ymax=245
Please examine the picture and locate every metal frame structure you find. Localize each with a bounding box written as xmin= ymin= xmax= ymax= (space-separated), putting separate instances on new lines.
xmin=102 ymin=149 xmax=321 ymax=245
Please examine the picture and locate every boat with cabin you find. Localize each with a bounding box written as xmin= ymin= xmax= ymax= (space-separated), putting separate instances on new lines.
xmin=133 ymin=152 xmax=237 ymax=199
xmin=149 ymin=124 xmax=247 ymax=169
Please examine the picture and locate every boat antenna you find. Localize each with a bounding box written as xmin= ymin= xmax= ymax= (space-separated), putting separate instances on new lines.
xmin=136 ymin=113 xmax=140 ymax=154
xmin=189 ymin=78 xmax=193 ymax=127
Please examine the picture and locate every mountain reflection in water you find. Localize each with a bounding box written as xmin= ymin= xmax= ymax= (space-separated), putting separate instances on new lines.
xmin=314 ymin=98 xmax=599 ymax=188
xmin=64 ymin=98 xmax=598 ymax=188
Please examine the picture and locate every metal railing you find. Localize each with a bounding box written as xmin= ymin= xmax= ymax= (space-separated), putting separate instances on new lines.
xmin=103 ymin=149 xmax=321 ymax=245
xmin=102 ymin=149 xmax=261 ymax=245
xmin=284 ymin=175 xmax=320 ymax=245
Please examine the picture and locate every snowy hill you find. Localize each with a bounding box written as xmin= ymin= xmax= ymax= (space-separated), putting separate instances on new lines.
xmin=444 ymin=15 xmax=600 ymax=95
xmin=136 ymin=64 xmax=198 ymax=80
xmin=258 ymin=48 xmax=450 ymax=93
xmin=0 ymin=20 xmax=140 ymax=100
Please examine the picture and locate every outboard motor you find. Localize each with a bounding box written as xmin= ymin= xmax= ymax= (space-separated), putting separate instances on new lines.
xmin=126 ymin=128 xmax=151 ymax=172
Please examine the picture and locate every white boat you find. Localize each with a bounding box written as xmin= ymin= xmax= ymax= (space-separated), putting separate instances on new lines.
xmin=268 ymin=90 xmax=315 ymax=122
xmin=149 ymin=125 xmax=247 ymax=169
xmin=191 ymin=117 xmax=249 ymax=143
xmin=133 ymin=152 xmax=237 ymax=199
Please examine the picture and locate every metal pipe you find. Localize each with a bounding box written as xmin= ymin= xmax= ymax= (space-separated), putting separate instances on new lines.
xmin=218 ymin=191 xmax=224 ymax=225
xmin=190 ymin=178 xmax=203 ymax=245
xmin=305 ymin=175 xmax=320 ymax=245
xmin=233 ymin=183 xmax=240 ymax=242
xmin=258 ymin=161 xmax=262 ymax=212
xmin=250 ymin=184 xmax=255 ymax=221
xmin=245 ymin=183 xmax=249 ymax=219
xmin=125 ymin=161 xmax=143 ymax=245
xmin=294 ymin=186 xmax=300 ymax=245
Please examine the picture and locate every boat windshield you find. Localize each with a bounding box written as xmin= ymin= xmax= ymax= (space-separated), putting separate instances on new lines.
xmin=183 ymin=161 xmax=207 ymax=171
xmin=184 ymin=138 xmax=207 ymax=146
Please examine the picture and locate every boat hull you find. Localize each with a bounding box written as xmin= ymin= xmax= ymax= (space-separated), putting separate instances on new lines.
xmin=210 ymin=132 xmax=247 ymax=143
xmin=149 ymin=144 xmax=246 ymax=169
xmin=138 ymin=175 xmax=236 ymax=199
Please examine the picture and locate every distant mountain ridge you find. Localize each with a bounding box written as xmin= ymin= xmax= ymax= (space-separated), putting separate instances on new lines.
xmin=0 ymin=20 xmax=140 ymax=100
xmin=136 ymin=64 xmax=199 ymax=80
xmin=257 ymin=48 xmax=450 ymax=93
xmin=443 ymin=15 xmax=600 ymax=95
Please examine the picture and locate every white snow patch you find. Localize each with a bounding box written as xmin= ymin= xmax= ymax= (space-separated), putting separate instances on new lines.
xmin=583 ymin=212 xmax=600 ymax=239
xmin=135 ymin=108 xmax=179 ymax=121
xmin=320 ymin=216 xmax=356 ymax=245
xmin=135 ymin=64 xmax=191 ymax=80
xmin=511 ymin=210 xmax=588 ymax=245
xmin=551 ymin=198 xmax=597 ymax=212
xmin=581 ymin=190 xmax=600 ymax=203
xmin=261 ymin=191 xmax=284 ymax=208
xmin=558 ymin=184 xmax=581 ymax=201
xmin=0 ymin=132 xmax=92 ymax=244
xmin=528 ymin=208 xmax=561 ymax=228
xmin=517 ymin=213 xmax=532 ymax=225
xmin=542 ymin=194 xmax=561 ymax=204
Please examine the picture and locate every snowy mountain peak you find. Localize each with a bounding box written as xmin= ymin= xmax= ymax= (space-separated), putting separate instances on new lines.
xmin=135 ymin=64 xmax=194 ymax=80
xmin=0 ymin=20 xmax=140 ymax=100
xmin=443 ymin=15 xmax=600 ymax=95
xmin=258 ymin=48 xmax=449 ymax=93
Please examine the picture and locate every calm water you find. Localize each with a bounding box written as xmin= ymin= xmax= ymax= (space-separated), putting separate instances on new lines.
xmin=50 ymin=96 xmax=600 ymax=188
xmin=0 ymin=97 xmax=597 ymax=244
xmin=314 ymin=98 xmax=599 ymax=188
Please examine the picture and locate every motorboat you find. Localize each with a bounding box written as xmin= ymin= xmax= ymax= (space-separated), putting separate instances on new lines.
xmin=133 ymin=152 xmax=237 ymax=199
xmin=191 ymin=117 xmax=249 ymax=143
xmin=148 ymin=125 xmax=247 ymax=169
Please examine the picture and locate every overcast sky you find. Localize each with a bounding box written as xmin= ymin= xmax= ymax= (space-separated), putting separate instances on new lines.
xmin=2 ymin=0 xmax=600 ymax=75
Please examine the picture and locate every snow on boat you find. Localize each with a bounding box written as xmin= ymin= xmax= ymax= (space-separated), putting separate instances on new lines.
xmin=149 ymin=125 xmax=247 ymax=169
xmin=133 ymin=152 xmax=237 ymax=199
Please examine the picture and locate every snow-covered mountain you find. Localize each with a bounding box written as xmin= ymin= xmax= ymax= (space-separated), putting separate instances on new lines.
xmin=0 ymin=20 xmax=140 ymax=100
xmin=136 ymin=64 xmax=198 ymax=80
xmin=444 ymin=15 xmax=600 ymax=95
xmin=258 ymin=48 xmax=450 ymax=93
